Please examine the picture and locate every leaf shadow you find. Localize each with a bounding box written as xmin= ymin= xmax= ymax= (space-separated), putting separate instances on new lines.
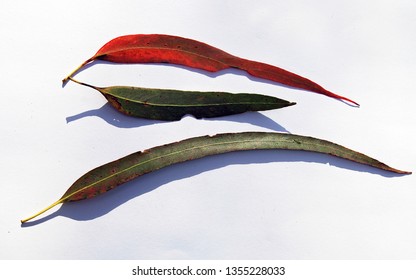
xmin=21 ymin=149 xmax=406 ymax=227
xmin=66 ymin=102 xmax=291 ymax=132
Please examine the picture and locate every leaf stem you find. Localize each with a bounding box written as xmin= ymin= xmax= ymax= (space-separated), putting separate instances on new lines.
xmin=62 ymin=58 xmax=94 ymax=87
xmin=67 ymin=77 xmax=99 ymax=90
xmin=21 ymin=200 xmax=63 ymax=224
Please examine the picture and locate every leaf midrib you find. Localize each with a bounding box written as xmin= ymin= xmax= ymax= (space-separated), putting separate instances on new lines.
xmin=102 ymin=89 xmax=282 ymax=107
xmin=60 ymin=138 xmax=299 ymax=202
xmin=99 ymin=45 xmax=230 ymax=67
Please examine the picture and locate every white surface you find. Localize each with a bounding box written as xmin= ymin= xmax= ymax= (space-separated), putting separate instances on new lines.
xmin=1 ymin=0 xmax=415 ymax=259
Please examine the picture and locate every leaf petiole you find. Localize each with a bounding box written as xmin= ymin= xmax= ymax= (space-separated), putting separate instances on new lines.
xmin=21 ymin=199 xmax=63 ymax=224
xmin=62 ymin=58 xmax=94 ymax=87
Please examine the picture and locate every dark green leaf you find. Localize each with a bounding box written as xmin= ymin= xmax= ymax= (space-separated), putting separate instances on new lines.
xmin=69 ymin=78 xmax=295 ymax=121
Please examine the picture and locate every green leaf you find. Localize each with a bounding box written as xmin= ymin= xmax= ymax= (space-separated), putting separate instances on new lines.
xmin=21 ymin=132 xmax=410 ymax=223
xmin=68 ymin=78 xmax=295 ymax=121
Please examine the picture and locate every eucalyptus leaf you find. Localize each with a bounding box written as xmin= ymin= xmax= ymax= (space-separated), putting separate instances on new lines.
xmin=69 ymin=78 xmax=295 ymax=121
xmin=21 ymin=132 xmax=410 ymax=224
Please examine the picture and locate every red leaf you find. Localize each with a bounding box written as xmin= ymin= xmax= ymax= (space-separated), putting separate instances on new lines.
xmin=63 ymin=34 xmax=359 ymax=106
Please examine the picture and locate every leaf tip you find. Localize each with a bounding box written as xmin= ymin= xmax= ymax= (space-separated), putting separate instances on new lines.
xmin=384 ymin=166 xmax=412 ymax=175
xmin=347 ymin=99 xmax=360 ymax=107
xmin=322 ymin=89 xmax=360 ymax=107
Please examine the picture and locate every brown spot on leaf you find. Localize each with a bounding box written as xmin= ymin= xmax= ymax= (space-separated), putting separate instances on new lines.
xmin=104 ymin=95 xmax=122 ymax=111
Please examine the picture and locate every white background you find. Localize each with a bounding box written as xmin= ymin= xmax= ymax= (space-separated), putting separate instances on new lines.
xmin=1 ymin=0 xmax=415 ymax=260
